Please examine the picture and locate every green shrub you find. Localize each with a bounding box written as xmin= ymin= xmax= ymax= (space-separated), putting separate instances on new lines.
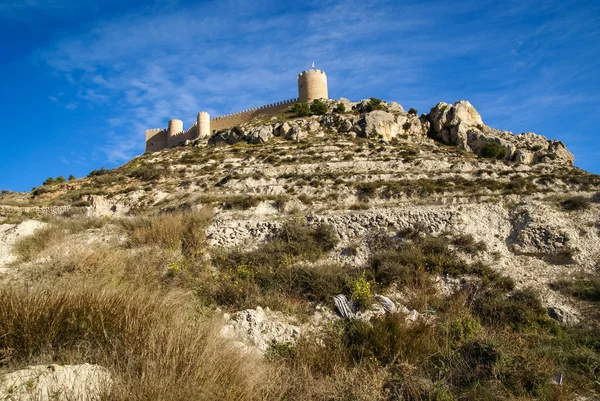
xmin=42 ymin=177 xmax=55 ymax=186
xmin=408 ymin=108 xmax=418 ymax=115
xmin=472 ymin=288 xmax=549 ymax=330
xmin=88 ymin=167 xmax=109 ymax=177
xmin=68 ymin=174 xmax=76 ymax=181
xmin=292 ymin=102 xmax=311 ymax=117
xmin=128 ymin=164 xmax=164 ymax=181
xmin=551 ymin=277 xmax=600 ymax=302
xmin=402 ymin=121 xmax=412 ymax=130
xmin=310 ymin=99 xmax=328 ymax=115
xmin=334 ymin=102 xmax=346 ymax=113
xmin=479 ymin=142 xmax=508 ymax=159
xmin=55 ymin=176 xmax=66 ymax=183
xmin=366 ymin=98 xmax=385 ymax=112
xmin=222 ymin=195 xmax=260 ymax=210
xmin=560 ymin=195 xmax=590 ymax=211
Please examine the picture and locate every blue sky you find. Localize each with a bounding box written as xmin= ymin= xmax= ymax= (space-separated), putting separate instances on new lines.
xmin=1 ymin=0 xmax=599 ymax=191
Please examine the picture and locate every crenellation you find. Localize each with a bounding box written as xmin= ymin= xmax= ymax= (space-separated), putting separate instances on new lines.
xmin=144 ymin=67 xmax=327 ymax=152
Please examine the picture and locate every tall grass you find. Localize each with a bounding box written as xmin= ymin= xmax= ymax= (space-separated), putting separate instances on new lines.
xmin=0 ymin=284 xmax=284 ymax=401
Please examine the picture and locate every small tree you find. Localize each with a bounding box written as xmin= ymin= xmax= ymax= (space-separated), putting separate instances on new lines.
xmin=68 ymin=174 xmax=76 ymax=181
xmin=55 ymin=176 xmax=66 ymax=183
xmin=479 ymin=142 xmax=508 ymax=159
xmin=310 ymin=99 xmax=328 ymax=115
xmin=43 ymin=177 xmax=55 ymax=186
xmin=292 ymin=102 xmax=311 ymax=117
xmin=366 ymin=98 xmax=385 ymax=112
xmin=408 ymin=108 xmax=418 ymax=115
xmin=334 ymin=102 xmax=346 ymax=113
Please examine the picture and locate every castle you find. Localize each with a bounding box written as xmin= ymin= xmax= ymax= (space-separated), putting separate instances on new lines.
xmin=145 ymin=66 xmax=329 ymax=152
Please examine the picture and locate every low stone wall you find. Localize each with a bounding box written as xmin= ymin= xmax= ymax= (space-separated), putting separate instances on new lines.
xmin=0 ymin=204 xmax=86 ymax=218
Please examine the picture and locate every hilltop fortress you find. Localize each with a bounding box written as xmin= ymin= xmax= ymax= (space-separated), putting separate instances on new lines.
xmin=145 ymin=67 xmax=328 ymax=152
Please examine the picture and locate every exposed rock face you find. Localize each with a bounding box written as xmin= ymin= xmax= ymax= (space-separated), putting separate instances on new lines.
xmin=220 ymin=306 xmax=301 ymax=353
xmin=508 ymin=204 xmax=576 ymax=262
xmin=428 ymin=100 xmax=574 ymax=165
xmin=358 ymin=110 xmax=399 ymax=141
xmin=202 ymin=98 xmax=574 ymax=167
xmin=247 ymin=125 xmax=273 ymax=144
xmin=0 ymin=220 xmax=46 ymax=271
xmin=0 ymin=364 xmax=111 ymax=401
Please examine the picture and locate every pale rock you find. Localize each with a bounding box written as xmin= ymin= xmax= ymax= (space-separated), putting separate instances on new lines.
xmin=358 ymin=110 xmax=399 ymax=142
xmin=285 ymin=126 xmax=307 ymax=141
xmin=0 ymin=364 xmax=111 ymax=401
xmin=247 ymin=125 xmax=273 ymax=144
xmin=388 ymin=102 xmax=405 ymax=114
xmin=221 ymin=307 xmax=301 ymax=353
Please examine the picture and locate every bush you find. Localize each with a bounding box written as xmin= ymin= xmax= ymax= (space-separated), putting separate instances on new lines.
xmin=55 ymin=176 xmax=66 ymax=183
xmin=408 ymin=108 xmax=418 ymax=115
xmin=560 ymin=195 xmax=590 ymax=211
xmin=334 ymin=102 xmax=346 ymax=113
xmin=68 ymin=174 xmax=76 ymax=181
xmin=42 ymin=177 xmax=55 ymax=186
xmin=310 ymin=99 xmax=328 ymax=115
xmin=473 ymin=288 xmax=549 ymax=330
xmin=129 ymin=164 xmax=164 ymax=181
xmin=222 ymin=195 xmax=260 ymax=210
xmin=366 ymin=98 xmax=385 ymax=112
xmin=292 ymin=102 xmax=311 ymax=117
xmin=551 ymin=277 xmax=600 ymax=302
xmin=479 ymin=142 xmax=508 ymax=159
xmin=88 ymin=167 xmax=108 ymax=177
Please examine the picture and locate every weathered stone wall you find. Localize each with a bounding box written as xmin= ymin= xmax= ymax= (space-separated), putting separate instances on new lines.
xmin=211 ymin=99 xmax=298 ymax=133
xmin=145 ymin=128 xmax=168 ymax=152
xmin=298 ymin=70 xmax=328 ymax=103
xmin=168 ymin=122 xmax=198 ymax=147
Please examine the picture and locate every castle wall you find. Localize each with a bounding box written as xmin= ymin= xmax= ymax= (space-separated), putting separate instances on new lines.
xmin=167 ymin=122 xmax=197 ymax=147
xmin=298 ymin=70 xmax=328 ymax=103
xmin=211 ymin=98 xmax=298 ymax=133
xmin=145 ymin=128 xmax=168 ymax=152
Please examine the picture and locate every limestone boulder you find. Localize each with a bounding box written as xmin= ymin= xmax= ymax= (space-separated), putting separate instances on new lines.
xmin=396 ymin=113 xmax=429 ymax=137
xmin=208 ymin=129 xmax=244 ymax=146
xmin=428 ymin=100 xmax=484 ymax=142
xmin=0 ymin=364 xmax=112 ymax=401
xmin=357 ymin=110 xmax=399 ymax=142
xmin=221 ymin=306 xmax=300 ymax=353
xmin=246 ymin=125 xmax=273 ymax=144
xmin=275 ymin=122 xmax=291 ymax=137
xmin=388 ymin=102 xmax=405 ymax=114
xmin=284 ymin=126 xmax=307 ymax=141
xmin=465 ymin=128 xmax=516 ymax=159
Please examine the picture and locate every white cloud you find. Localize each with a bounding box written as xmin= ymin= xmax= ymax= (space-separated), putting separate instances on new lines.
xmin=38 ymin=0 xmax=600 ymax=166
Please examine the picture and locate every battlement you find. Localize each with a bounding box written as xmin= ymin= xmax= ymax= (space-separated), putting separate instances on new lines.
xmin=298 ymin=69 xmax=326 ymax=78
xmin=211 ymin=98 xmax=299 ymax=121
xmin=210 ymin=98 xmax=299 ymax=133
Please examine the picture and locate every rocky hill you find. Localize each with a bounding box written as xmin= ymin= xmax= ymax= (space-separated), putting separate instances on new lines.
xmin=1 ymin=98 xmax=600 ymax=400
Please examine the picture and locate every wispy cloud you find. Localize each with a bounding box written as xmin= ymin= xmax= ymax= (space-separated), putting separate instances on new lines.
xmin=37 ymin=0 xmax=600 ymax=167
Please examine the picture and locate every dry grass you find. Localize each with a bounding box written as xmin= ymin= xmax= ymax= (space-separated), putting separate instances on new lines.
xmin=0 ymin=284 xmax=284 ymax=401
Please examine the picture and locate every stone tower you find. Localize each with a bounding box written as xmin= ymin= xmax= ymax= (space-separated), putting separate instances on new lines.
xmin=168 ymin=119 xmax=183 ymax=137
xmin=197 ymin=112 xmax=211 ymax=138
xmin=298 ymin=67 xmax=328 ymax=103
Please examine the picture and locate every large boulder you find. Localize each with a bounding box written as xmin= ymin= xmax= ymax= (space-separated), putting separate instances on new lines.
xmin=284 ymin=126 xmax=307 ymax=141
xmin=0 ymin=364 xmax=111 ymax=401
xmin=357 ymin=110 xmax=399 ymax=142
xmin=246 ymin=125 xmax=273 ymax=144
xmin=208 ymin=129 xmax=244 ymax=146
xmin=428 ymin=100 xmax=484 ymax=144
xmin=221 ymin=307 xmax=300 ymax=353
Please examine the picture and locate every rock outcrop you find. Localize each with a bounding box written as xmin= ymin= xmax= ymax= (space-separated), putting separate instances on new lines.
xmin=0 ymin=364 xmax=111 ymax=401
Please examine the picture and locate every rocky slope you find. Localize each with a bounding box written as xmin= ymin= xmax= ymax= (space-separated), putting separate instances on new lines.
xmin=1 ymin=98 xmax=599 ymax=400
